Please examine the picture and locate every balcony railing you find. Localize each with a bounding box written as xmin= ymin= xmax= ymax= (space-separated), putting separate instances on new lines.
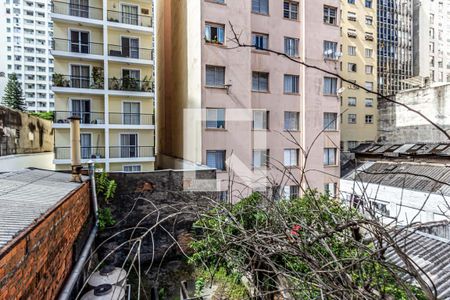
xmin=53 ymin=75 xmax=104 ymax=89
xmin=54 ymin=111 xmax=105 ymax=124
xmin=108 ymin=78 xmax=153 ymax=92
xmin=107 ymin=10 xmax=152 ymax=28
xmin=109 ymin=113 xmax=154 ymax=125
xmin=55 ymin=147 xmax=106 ymax=160
xmin=52 ymin=38 xmax=104 ymax=55
xmin=109 ymin=146 xmax=154 ymax=158
xmin=108 ymin=44 xmax=153 ymax=60
xmin=52 ymin=1 xmax=103 ymax=20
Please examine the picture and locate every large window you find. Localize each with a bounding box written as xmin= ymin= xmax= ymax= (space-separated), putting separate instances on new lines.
xmin=284 ymin=74 xmax=299 ymax=94
xmin=205 ymin=23 xmax=225 ymax=44
xmin=70 ymin=30 xmax=89 ymax=53
xmin=252 ymin=33 xmax=269 ymax=50
xmin=71 ymin=99 xmax=91 ymax=124
xmin=206 ymin=65 xmax=225 ymax=87
xmin=121 ymin=36 xmax=140 ymax=58
xmin=206 ymin=150 xmax=226 ymax=170
xmin=324 ymin=148 xmax=337 ymax=166
xmin=284 ymin=37 xmax=299 ymax=56
xmin=252 ymin=72 xmax=269 ymax=92
xmin=71 ymin=65 xmax=90 ymax=88
xmin=70 ymin=0 xmax=89 ymax=18
xmin=252 ymin=0 xmax=269 ymax=15
xmin=123 ymin=102 xmax=140 ymax=125
xmin=206 ymin=108 xmax=225 ymax=129
xmin=323 ymin=113 xmax=337 ymax=131
xmin=120 ymin=134 xmax=138 ymax=158
xmin=80 ymin=133 xmax=91 ymax=159
xmin=121 ymin=4 xmax=138 ymax=25
xmin=284 ymin=149 xmax=298 ymax=166
xmin=323 ymin=6 xmax=337 ymax=25
xmin=324 ymin=41 xmax=337 ymax=59
xmin=283 ymin=1 xmax=298 ymax=20
xmin=323 ymin=77 xmax=337 ymax=95
xmin=284 ymin=111 xmax=299 ymax=131
xmin=253 ymin=149 xmax=269 ymax=168
xmin=253 ymin=110 xmax=269 ymax=129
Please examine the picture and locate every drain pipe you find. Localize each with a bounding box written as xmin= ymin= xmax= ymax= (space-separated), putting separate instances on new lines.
xmin=58 ymin=161 xmax=99 ymax=300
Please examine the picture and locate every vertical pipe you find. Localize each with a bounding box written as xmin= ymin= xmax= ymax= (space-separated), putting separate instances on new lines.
xmin=69 ymin=116 xmax=82 ymax=182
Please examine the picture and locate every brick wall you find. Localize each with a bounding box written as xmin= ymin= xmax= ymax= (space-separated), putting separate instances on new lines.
xmin=0 ymin=182 xmax=91 ymax=300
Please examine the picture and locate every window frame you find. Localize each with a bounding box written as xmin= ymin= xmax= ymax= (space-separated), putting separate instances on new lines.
xmin=283 ymin=0 xmax=299 ymax=20
xmin=284 ymin=74 xmax=300 ymax=94
xmin=205 ymin=22 xmax=225 ymax=45
xmin=205 ymin=65 xmax=225 ymax=87
xmin=206 ymin=108 xmax=226 ymax=129
xmin=252 ymin=0 xmax=269 ymax=15
xmin=323 ymin=5 xmax=337 ymax=25
xmin=253 ymin=110 xmax=270 ymax=130
xmin=323 ymin=148 xmax=337 ymax=166
xmin=252 ymin=71 xmax=270 ymax=92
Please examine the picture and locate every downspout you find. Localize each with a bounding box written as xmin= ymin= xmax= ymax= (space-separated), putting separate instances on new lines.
xmin=58 ymin=161 xmax=99 ymax=300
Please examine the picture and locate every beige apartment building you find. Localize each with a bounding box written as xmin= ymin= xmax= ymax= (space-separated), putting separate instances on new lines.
xmin=51 ymin=0 xmax=155 ymax=172
xmin=340 ymin=0 xmax=378 ymax=152
xmin=156 ymin=0 xmax=341 ymax=199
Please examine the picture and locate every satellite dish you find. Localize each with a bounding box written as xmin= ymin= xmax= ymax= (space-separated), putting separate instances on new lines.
xmin=335 ymin=52 xmax=343 ymax=57
xmin=324 ymin=49 xmax=333 ymax=55
xmin=337 ymin=87 xmax=346 ymax=96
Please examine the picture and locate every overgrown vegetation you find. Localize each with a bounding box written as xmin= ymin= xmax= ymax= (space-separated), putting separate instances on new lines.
xmin=95 ymin=171 xmax=117 ymax=231
xmin=98 ymin=208 xmax=116 ymax=230
xmin=190 ymin=192 xmax=428 ymax=299
xmin=30 ymin=111 xmax=54 ymax=121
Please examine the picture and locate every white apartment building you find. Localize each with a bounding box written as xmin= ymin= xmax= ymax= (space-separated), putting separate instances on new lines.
xmin=0 ymin=0 xmax=54 ymax=111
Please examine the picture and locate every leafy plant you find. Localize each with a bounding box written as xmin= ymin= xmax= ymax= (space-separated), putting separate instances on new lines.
xmin=109 ymin=76 xmax=120 ymax=90
xmin=30 ymin=111 xmax=54 ymax=121
xmin=52 ymin=73 xmax=69 ymax=87
xmin=98 ymin=207 xmax=116 ymax=230
xmin=3 ymin=73 xmax=25 ymax=111
xmin=95 ymin=171 xmax=117 ymax=203
xmin=91 ymin=67 xmax=104 ymax=89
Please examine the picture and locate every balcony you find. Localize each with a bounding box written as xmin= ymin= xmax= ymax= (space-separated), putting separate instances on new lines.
xmin=108 ymin=77 xmax=154 ymax=96
xmin=107 ymin=10 xmax=152 ymax=32
xmin=54 ymin=146 xmax=106 ymax=160
xmin=108 ymin=44 xmax=153 ymax=64
xmin=52 ymin=38 xmax=103 ymax=60
xmin=51 ymin=1 xmax=103 ymax=25
xmin=109 ymin=146 xmax=154 ymax=159
xmin=53 ymin=111 xmax=105 ymax=127
xmin=52 ymin=74 xmax=104 ymax=95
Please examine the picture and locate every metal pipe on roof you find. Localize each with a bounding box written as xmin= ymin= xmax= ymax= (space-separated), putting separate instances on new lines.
xmin=57 ymin=161 xmax=98 ymax=300
xmin=69 ymin=116 xmax=83 ymax=183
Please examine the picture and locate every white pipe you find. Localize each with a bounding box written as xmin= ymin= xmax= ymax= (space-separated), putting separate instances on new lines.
xmin=58 ymin=161 xmax=99 ymax=300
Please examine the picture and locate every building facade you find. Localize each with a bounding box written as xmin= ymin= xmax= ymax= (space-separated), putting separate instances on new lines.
xmin=0 ymin=0 xmax=54 ymax=111
xmin=340 ymin=0 xmax=378 ymax=152
xmin=377 ymin=0 xmax=413 ymax=96
xmin=51 ymin=0 xmax=156 ymax=172
xmin=156 ymin=0 xmax=341 ymax=199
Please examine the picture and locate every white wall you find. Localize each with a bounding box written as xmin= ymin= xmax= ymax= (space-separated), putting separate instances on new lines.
xmin=0 ymin=152 xmax=54 ymax=172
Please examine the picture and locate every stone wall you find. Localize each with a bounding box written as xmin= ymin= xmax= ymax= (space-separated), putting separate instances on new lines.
xmin=0 ymin=182 xmax=91 ymax=299
xmin=0 ymin=105 xmax=53 ymax=156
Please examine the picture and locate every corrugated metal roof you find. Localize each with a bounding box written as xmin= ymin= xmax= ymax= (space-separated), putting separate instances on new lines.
xmin=0 ymin=169 xmax=86 ymax=249
xmin=343 ymin=162 xmax=450 ymax=195
xmin=385 ymin=230 xmax=450 ymax=299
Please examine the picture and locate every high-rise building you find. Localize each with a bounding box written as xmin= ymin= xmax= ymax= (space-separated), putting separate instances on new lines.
xmin=340 ymin=0 xmax=378 ymax=152
xmin=0 ymin=0 xmax=54 ymax=111
xmin=51 ymin=0 xmax=156 ymax=172
xmin=377 ymin=0 xmax=413 ymax=96
xmin=156 ymin=0 xmax=341 ymax=199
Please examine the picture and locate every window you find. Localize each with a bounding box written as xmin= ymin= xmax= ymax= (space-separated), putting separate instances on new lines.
xmin=365 ymin=98 xmax=373 ymax=107
xmin=323 ymin=6 xmax=337 ymax=25
xmin=206 ymin=108 xmax=225 ymax=129
xmin=252 ymin=33 xmax=268 ymax=50
xmin=347 ymin=11 xmax=356 ymax=21
xmin=284 ymin=112 xmax=299 ymax=131
xmin=253 ymin=149 xmax=269 ymax=168
xmin=206 ymin=65 xmax=225 ymax=87
xmin=365 ymin=81 xmax=373 ymax=91
xmin=123 ymin=165 xmax=141 ymax=172
xmin=205 ymin=23 xmax=225 ymax=44
xmin=324 ymin=41 xmax=338 ymax=59
xmin=365 ymin=0 xmax=372 ymax=8
xmin=121 ymin=4 xmax=138 ymax=25
xmin=252 ymin=72 xmax=269 ymax=92
xmin=323 ymin=113 xmax=337 ymax=130
xmin=365 ymin=48 xmax=373 ymax=58
xmin=323 ymin=148 xmax=337 ymax=166
xmin=120 ymin=134 xmax=138 ymax=158
xmin=348 ymin=63 xmax=357 ymax=72
xmin=121 ymin=36 xmax=139 ymax=58
xmin=283 ymin=185 xmax=299 ymax=200
xmin=348 ymin=46 xmax=356 ymax=56
xmin=324 ymin=183 xmax=336 ymax=197
xmin=283 ymin=1 xmax=298 ymax=20
xmin=70 ymin=30 xmax=90 ymax=54
xmin=348 ymin=114 xmax=357 ymax=124
xmin=365 ymin=16 xmax=373 ymax=25
xmin=253 ymin=110 xmax=269 ymax=129
xmin=365 ymin=65 xmax=373 ymax=74
xmin=348 ymin=97 xmax=356 ymax=106
xmin=206 ymin=150 xmax=226 ymax=170
xmin=252 ymin=0 xmax=269 ymax=15
xmin=123 ymin=102 xmax=140 ymax=125
xmin=323 ymin=77 xmax=337 ymax=95
xmin=348 ymin=0 xmax=355 ymax=3
xmin=284 ymin=37 xmax=299 ymax=56
xmin=80 ymin=133 xmax=92 ymax=159
xmin=284 ymin=149 xmax=298 ymax=166
xmin=71 ymin=65 xmax=90 ymax=88
xmin=348 ymin=141 xmax=359 ymax=150
xmin=365 ymin=114 xmax=373 ymax=124
xmin=284 ymin=75 xmax=299 ymax=94
xmin=70 ymin=0 xmax=89 ymax=17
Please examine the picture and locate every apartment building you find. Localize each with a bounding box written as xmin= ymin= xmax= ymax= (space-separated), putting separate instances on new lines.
xmin=377 ymin=0 xmax=413 ymax=96
xmin=0 ymin=0 xmax=54 ymax=111
xmin=156 ymin=0 xmax=341 ymax=199
xmin=51 ymin=0 xmax=155 ymax=172
xmin=340 ymin=0 xmax=378 ymax=152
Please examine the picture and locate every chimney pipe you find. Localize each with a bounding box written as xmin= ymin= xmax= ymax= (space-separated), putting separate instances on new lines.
xmin=68 ymin=116 xmax=82 ymax=182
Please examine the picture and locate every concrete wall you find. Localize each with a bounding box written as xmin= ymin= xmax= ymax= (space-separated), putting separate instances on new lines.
xmin=0 ymin=105 xmax=53 ymax=156
xmin=0 ymin=182 xmax=91 ymax=299
xmin=378 ymin=83 xmax=450 ymax=143
xmin=0 ymin=152 xmax=54 ymax=172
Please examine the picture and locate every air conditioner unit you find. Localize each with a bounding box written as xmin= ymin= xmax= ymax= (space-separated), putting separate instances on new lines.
xmin=347 ymin=32 xmax=357 ymax=38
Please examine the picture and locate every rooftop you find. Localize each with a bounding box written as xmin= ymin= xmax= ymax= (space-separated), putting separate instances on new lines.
xmin=352 ymin=143 xmax=450 ymax=158
xmin=0 ymin=169 xmax=87 ymax=249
